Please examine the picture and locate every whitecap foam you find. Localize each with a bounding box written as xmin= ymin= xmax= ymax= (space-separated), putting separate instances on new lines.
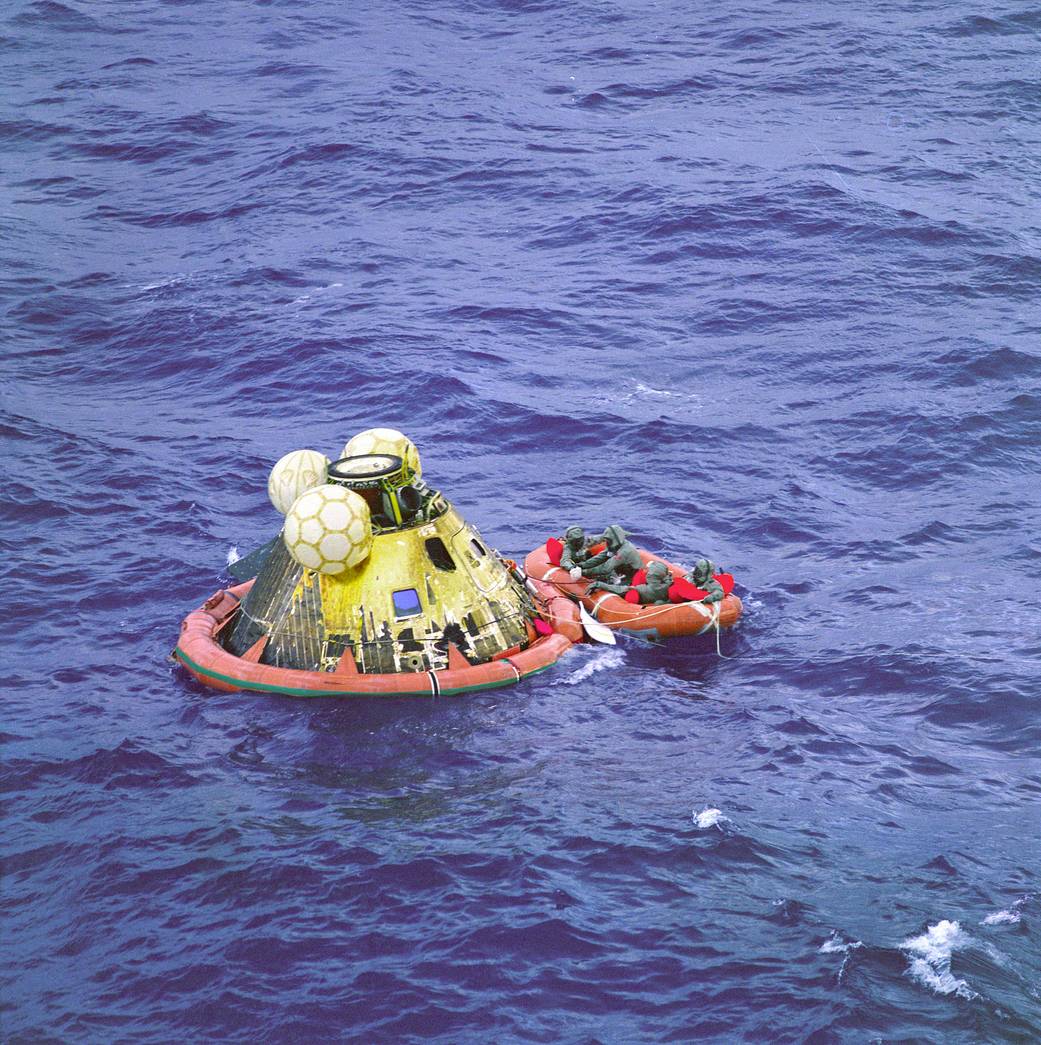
xmin=137 ymin=273 xmax=189 ymax=291
xmin=563 ymin=647 xmax=625 ymax=685
xmin=290 ymin=282 xmax=344 ymax=305
xmin=906 ymin=957 xmax=976 ymax=999
xmin=226 ymin=546 xmax=241 ymax=566
xmin=982 ymin=909 xmax=1020 ymax=926
xmin=635 ymin=382 xmax=673 ymax=397
xmin=693 ymin=807 xmax=726 ymax=829
xmin=981 ymin=893 xmax=1031 ymax=926
xmin=900 ymin=919 xmax=976 ymax=999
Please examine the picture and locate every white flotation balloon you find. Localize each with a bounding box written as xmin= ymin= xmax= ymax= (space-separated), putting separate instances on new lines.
xmin=283 ymin=484 xmax=371 ymax=575
xmin=342 ymin=427 xmax=421 ymax=478
xmin=268 ymin=448 xmax=330 ymax=515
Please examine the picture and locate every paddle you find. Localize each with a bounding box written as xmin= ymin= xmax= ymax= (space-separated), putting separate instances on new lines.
xmin=580 ymin=604 xmax=616 ymax=645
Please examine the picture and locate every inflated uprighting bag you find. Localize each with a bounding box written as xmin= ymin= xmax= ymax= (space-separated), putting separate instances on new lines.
xmin=667 ymin=572 xmax=735 ymax=604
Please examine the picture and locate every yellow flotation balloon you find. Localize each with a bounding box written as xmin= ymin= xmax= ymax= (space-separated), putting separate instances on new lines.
xmin=342 ymin=427 xmax=421 ymax=478
xmin=268 ymin=448 xmax=330 ymax=515
xmin=283 ymin=484 xmax=371 ymax=575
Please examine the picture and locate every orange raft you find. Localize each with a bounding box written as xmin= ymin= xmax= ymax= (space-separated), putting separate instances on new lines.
xmin=524 ymin=545 xmax=743 ymax=641
xmin=174 ymin=577 xmax=581 ymax=698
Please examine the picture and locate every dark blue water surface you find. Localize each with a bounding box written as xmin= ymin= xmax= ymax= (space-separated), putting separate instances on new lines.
xmin=3 ymin=1 xmax=1040 ymax=1040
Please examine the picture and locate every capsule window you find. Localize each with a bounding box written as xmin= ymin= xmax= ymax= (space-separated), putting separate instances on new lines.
xmin=392 ymin=588 xmax=422 ymax=619
xmin=424 ymin=537 xmax=456 ymax=571
xmin=470 ymin=538 xmax=486 ymax=558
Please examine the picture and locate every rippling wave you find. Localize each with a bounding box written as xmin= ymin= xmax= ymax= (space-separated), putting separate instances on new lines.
xmin=3 ymin=0 xmax=1039 ymax=1040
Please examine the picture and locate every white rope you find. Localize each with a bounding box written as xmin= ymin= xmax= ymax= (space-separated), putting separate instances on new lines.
xmin=573 ymin=595 xmax=721 ymax=628
xmin=709 ymin=601 xmax=730 ymax=658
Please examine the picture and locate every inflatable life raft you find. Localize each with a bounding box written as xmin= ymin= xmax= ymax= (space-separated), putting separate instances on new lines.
xmin=524 ymin=544 xmax=743 ymax=641
xmin=175 ymin=575 xmax=581 ymax=698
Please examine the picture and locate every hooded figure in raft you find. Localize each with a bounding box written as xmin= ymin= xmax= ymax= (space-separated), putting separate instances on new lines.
xmin=589 ymin=559 xmax=673 ymax=604
xmin=688 ymin=558 xmax=724 ymax=604
xmin=560 ymin=525 xmax=600 ymax=579
xmin=581 ymin=524 xmax=643 ymax=581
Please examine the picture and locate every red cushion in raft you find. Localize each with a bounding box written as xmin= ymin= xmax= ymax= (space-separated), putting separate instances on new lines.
xmin=668 ymin=577 xmax=709 ymax=603
xmin=624 ymin=588 xmax=641 ymax=604
xmin=631 ymin=568 xmax=647 ymax=586
xmin=546 ymin=537 xmax=564 ymax=566
xmin=715 ymin=572 xmax=735 ymax=595
xmin=588 ymin=541 xmax=607 ymax=555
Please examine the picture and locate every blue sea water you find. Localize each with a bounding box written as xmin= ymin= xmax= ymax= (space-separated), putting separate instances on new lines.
xmin=2 ymin=0 xmax=1040 ymax=1040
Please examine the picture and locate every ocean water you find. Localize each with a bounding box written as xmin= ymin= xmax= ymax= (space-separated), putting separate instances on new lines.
xmin=3 ymin=0 xmax=1040 ymax=1040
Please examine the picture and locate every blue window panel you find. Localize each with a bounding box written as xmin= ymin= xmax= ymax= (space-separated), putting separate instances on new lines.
xmin=392 ymin=588 xmax=422 ymax=619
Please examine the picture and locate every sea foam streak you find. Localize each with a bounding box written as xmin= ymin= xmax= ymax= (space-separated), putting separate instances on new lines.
xmin=820 ymin=933 xmax=864 ymax=982
xmin=564 ymin=647 xmax=625 ymax=685
xmin=819 ymin=933 xmax=863 ymax=955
